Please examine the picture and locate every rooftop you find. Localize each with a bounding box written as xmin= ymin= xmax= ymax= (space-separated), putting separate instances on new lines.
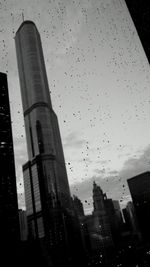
xmin=15 ymin=20 xmax=37 ymax=35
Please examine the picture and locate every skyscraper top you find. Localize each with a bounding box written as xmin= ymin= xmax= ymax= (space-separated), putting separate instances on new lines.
xmin=15 ymin=20 xmax=36 ymax=34
xmin=93 ymin=181 xmax=103 ymax=193
xmin=15 ymin=20 xmax=52 ymax=114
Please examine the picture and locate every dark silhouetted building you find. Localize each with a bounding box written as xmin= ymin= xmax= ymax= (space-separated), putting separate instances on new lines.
xmin=92 ymin=182 xmax=113 ymax=246
xmin=125 ymin=0 xmax=150 ymax=63
xmin=92 ymin=182 xmax=114 ymax=259
xmin=112 ymin=200 xmax=124 ymax=226
xmin=72 ymin=195 xmax=92 ymax=255
xmin=122 ymin=201 xmax=138 ymax=234
xmin=72 ymin=195 xmax=84 ymax=218
xmin=0 ymin=72 xmax=20 ymax=265
xmin=127 ymin=172 xmax=150 ymax=243
xmin=82 ymin=183 xmax=114 ymax=265
xmin=104 ymin=198 xmax=123 ymax=245
xmin=0 ymin=72 xmax=20 ymax=241
xmin=15 ymin=21 xmax=84 ymax=266
xmin=18 ymin=209 xmax=28 ymax=241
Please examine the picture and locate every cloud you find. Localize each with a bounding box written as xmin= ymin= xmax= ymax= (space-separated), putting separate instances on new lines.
xmin=71 ymin=145 xmax=150 ymax=214
xmin=15 ymin=135 xmax=150 ymax=214
xmin=108 ymin=170 xmax=119 ymax=175
xmin=98 ymin=159 xmax=110 ymax=165
xmin=70 ymin=174 xmax=130 ymax=215
xmin=80 ymin=157 xmax=93 ymax=164
xmin=119 ymin=145 xmax=150 ymax=180
xmin=70 ymin=174 xmax=120 ymax=213
xmin=16 ymin=143 xmax=150 ymax=214
xmin=64 ymin=131 xmax=85 ymax=149
xmin=93 ymin=168 xmax=106 ymax=175
xmin=120 ymin=194 xmax=132 ymax=208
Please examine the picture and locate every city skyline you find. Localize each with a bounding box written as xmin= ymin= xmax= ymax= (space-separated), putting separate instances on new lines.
xmin=0 ymin=0 xmax=150 ymax=214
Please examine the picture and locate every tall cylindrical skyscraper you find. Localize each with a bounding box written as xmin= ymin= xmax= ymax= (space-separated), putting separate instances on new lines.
xmin=15 ymin=21 xmax=71 ymax=208
xmin=15 ymin=21 xmax=73 ymax=256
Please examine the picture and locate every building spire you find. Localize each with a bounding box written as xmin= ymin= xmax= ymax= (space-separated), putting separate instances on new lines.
xmin=22 ymin=12 xmax=24 ymax=22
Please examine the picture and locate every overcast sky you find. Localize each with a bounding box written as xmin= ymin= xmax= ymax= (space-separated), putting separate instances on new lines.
xmin=0 ymin=0 xmax=150 ymax=214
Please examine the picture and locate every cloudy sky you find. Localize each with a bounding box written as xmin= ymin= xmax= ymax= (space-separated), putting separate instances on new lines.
xmin=0 ymin=0 xmax=150 ymax=214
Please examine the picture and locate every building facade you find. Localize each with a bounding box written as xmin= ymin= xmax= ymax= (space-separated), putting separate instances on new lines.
xmin=122 ymin=201 xmax=138 ymax=234
xmin=92 ymin=182 xmax=113 ymax=251
xmin=104 ymin=198 xmax=123 ymax=245
xmin=0 ymin=72 xmax=20 ymax=243
xmin=125 ymin=0 xmax=150 ymax=63
xmin=72 ymin=195 xmax=85 ymax=218
xmin=18 ymin=209 xmax=28 ymax=241
xmin=127 ymin=172 xmax=150 ymax=242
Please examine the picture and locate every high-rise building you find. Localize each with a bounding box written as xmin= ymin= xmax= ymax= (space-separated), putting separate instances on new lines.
xmin=125 ymin=0 xmax=150 ymax=63
xmin=15 ymin=21 xmax=71 ymax=209
xmin=0 ymin=73 xmax=20 ymax=245
xmin=92 ymin=182 xmax=113 ymax=251
xmin=122 ymin=201 xmax=138 ymax=234
xmin=127 ymin=172 xmax=150 ymax=242
xmin=15 ymin=21 xmax=80 ymax=265
xmin=112 ymin=200 xmax=123 ymax=225
xmin=104 ymin=198 xmax=123 ymax=245
xmin=72 ymin=195 xmax=85 ymax=218
xmin=18 ymin=209 xmax=28 ymax=241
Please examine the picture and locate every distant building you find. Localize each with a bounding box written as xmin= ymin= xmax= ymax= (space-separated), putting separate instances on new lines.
xmin=0 ymin=72 xmax=20 ymax=244
xmin=122 ymin=201 xmax=138 ymax=234
xmin=125 ymin=0 xmax=150 ymax=63
xmin=18 ymin=209 xmax=28 ymax=241
xmin=82 ymin=183 xmax=114 ymax=265
xmin=104 ymin=199 xmax=123 ymax=244
xmin=112 ymin=200 xmax=124 ymax=231
xmin=112 ymin=200 xmax=124 ymax=226
xmin=92 ymin=182 xmax=113 ymax=250
xmin=72 ymin=195 xmax=85 ymax=218
xmin=127 ymin=172 xmax=150 ymax=242
xmin=85 ymin=214 xmax=98 ymax=251
xmin=72 ymin=195 xmax=92 ymax=254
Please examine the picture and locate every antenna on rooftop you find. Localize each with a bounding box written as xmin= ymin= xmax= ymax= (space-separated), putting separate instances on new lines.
xmin=22 ymin=13 xmax=24 ymax=22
